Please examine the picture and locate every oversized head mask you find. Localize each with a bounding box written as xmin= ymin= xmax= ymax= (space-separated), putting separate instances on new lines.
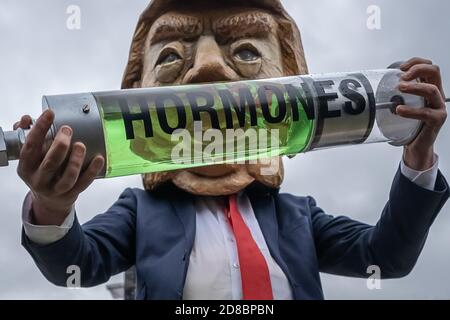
xmin=122 ymin=0 xmax=308 ymax=195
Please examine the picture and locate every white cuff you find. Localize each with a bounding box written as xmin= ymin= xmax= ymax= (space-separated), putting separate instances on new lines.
xmin=22 ymin=192 xmax=75 ymax=245
xmin=400 ymin=154 xmax=439 ymax=191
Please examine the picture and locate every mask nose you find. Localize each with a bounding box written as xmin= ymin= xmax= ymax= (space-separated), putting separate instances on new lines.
xmin=183 ymin=36 xmax=239 ymax=84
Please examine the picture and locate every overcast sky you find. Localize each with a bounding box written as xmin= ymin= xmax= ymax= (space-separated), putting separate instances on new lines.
xmin=0 ymin=0 xmax=448 ymax=299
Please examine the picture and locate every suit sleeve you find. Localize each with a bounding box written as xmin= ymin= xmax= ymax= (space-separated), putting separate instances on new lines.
xmin=312 ymin=168 xmax=449 ymax=279
xmin=22 ymin=188 xmax=137 ymax=287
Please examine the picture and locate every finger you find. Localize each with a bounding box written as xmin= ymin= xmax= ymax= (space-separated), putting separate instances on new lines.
xmin=70 ymin=155 xmax=104 ymax=196
xmin=13 ymin=115 xmax=33 ymax=130
xmin=396 ymin=105 xmax=446 ymax=127
xmin=400 ymin=57 xmax=432 ymax=71
xmin=398 ymin=82 xmax=444 ymax=109
xmin=35 ymin=126 xmax=73 ymax=187
xmin=402 ymin=64 xmax=442 ymax=85
xmin=18 ymin=110 xmax=54 ymax=175
xmin=53 ymin=142 xmax=87 ymax=194
xmin=401 ymin=64 xmax=441 ymax=82
xmin=401 ymin=64 xmax=444 ymax=96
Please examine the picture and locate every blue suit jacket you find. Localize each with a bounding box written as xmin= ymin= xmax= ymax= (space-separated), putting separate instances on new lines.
xmin=23 ymin=168 xmax=449 ymax=299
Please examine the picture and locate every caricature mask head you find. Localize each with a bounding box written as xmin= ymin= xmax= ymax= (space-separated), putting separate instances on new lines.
xmin=122 ymin=0 xmax=308 ymax=195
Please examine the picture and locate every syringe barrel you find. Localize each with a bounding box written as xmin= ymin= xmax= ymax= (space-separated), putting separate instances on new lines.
xmin=0 ymin=67 xmax=424 ymax=178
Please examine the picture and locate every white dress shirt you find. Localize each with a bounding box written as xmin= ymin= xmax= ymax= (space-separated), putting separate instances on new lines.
xmin=183 ymin=193 xmax=293 ymax=299
xmin=22 ymin=158 xmax=440 ymax=299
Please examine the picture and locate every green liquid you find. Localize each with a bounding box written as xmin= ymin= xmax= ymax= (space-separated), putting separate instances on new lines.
xmin=95 ymin=79 xmax=314 ymax=178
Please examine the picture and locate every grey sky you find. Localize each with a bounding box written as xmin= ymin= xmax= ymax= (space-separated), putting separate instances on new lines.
xmin=0 ymin=0 xmax=448 ymax=299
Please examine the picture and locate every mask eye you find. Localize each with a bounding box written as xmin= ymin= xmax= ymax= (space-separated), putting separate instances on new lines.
xmin=230 ymin=41 xmax=262 ymax=77
xmin=157 ymin=52 xmax=182 ymax=65
xmin=234 ymin=47 xmax=261 ymax=62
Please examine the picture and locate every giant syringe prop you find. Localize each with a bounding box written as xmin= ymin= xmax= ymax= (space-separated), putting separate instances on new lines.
xmin=0 ymin=63 xmax=447 ymax=178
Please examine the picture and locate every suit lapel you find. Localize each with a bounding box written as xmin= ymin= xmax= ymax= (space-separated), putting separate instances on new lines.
xmin=172 ymin=192 xmax=196 ymax=260
xmin=168 ymin=188 xmax=196 ymax=298
xmin=249 ymin=193 xmax=280 ymax=257
xmin=248 ymin=191 xmax=298 ymax=295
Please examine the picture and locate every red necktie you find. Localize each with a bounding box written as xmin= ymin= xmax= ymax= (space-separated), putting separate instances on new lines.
xmin=225 ymin=194 xmax=274 ymax=300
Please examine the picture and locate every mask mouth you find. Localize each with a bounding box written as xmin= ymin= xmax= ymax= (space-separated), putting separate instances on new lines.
xmin=187 ymin=164 xmax=240 ymax=178
xmin=173 ymin=165 xmax=255 ymax=196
